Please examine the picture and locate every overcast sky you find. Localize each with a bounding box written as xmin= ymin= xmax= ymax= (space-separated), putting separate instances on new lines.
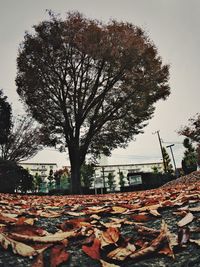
xmin=0 ymin=0 xmax=200 ymax=168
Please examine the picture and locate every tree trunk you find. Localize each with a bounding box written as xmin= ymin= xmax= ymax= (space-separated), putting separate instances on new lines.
xmin=70 ymin=160 xmax=82 ymax=194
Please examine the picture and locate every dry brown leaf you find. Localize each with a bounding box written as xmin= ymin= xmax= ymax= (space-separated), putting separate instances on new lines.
xmin=107 ymin=242 xmax=136 ymax=261
xmin=177 ymin=212 xmax=194 ymax=227
xmin=101 ymin=227 xmax=120 ymax=247
xmin=0 ymin=233 xmax=37 ymax=257
xmin=10 ymin=230 xmax=76 ymax=243
xmin=111 ymin=206 xmax=127 ymax=214
xmin=100 ymin=259 xmax=120 ymax=267
xmin=188 ymin=206 xmax=200 ymax=212
xmin=149 ymin=209 xmax=161 ymax=217
xmin=189 ymin=239 xmax=200 ymax=246
xmin=130 ymin=220 xmax=168 ymax=259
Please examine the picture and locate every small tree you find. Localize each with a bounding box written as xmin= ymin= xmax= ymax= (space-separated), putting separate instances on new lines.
xmin=81 ymin=163 xmax=95 ymax=188
xmin=182 ymin=138 xmax=197 ymax=174
xmin=179 ymin=114 xmax=200 ymax=166
xmin=34 ymin=172 xmax=42 ymax=192
xmin=162 ymin=147 xmax=174 ymax=174
xmin=119 ymin=171 xmax=125 ymax=188
xmin=107 ymin=172 xmax=116 ymax=192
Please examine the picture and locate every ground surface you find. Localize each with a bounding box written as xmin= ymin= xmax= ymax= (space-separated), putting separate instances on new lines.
xmin=0 ymin=172 xmax=200 ymax=267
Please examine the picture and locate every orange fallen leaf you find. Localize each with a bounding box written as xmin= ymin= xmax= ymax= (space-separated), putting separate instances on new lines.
xmin=132 ymin=213 xmax=154 ymax=222
xmin=31 ymin=253 xmax=44 ymax=267
xmin=82 ymin=238 xmax=101 ymax=260
xmin=50 ymin=245 xmax=70 ymax=267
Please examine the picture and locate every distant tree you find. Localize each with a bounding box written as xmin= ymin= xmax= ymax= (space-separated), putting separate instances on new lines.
xmin=162 ymin=147 xmax=174 ymax=174
xmin=81 ymin=163 xmax=95 ymax=188
xmin=0 ymin=116 xmax=43 ymax=162
xmin=179 ymin=114 xmax=200 ymax=166
xmin=107 ymin=172 xmax=116 ymax=192
xmin=182 ymin=138 xmax=197 ymax=175
xmin=16 ymin=11 xmax=170 ymax=193
xmin=0 ymin=89 xmax=12 ymax=147
xmin=119 ymin=171 xmax=125 ymax=188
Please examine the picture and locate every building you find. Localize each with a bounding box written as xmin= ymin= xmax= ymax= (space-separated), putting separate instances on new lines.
xmin=93 ymin=162 xmax=164 ymax=191
xmin=19 ymin=163 xmax=58 ymax=180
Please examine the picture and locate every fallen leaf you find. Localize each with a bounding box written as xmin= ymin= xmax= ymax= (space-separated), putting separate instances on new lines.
xmin=58 ymin=218 xmax=91 ymax=231
xmin=50 ymin=245 xmax=70 ymax=267
xmin=10 ymin=230 xmax=77 ymax=243
xmin=107 ymin=242 xmax=136 ymax=261
xmin=178 ymin=227 xmax=190 ymax=246
xmin=0 ymin=233 xmax=37 ymax=257
xmin=31 ymin=253 xmax=44 ymax=267
xmin=132 ymin=214 xmax=154 ymax=222
xmin=177 ymin=212 xmax=194 ymax=227
xmin=130 ymin=220 xmax=169 ymax=259
xmin=101 ymin=227 xmax=120 ymax=247
xmin=82 ymin=238 xmax=101 ymax=260
xmin=189 ymin=239 xmax=200 ymax=246
xmin=111 ymin=206 xmax=127 ymax=214
xmin=100 ymin=259 xmax=120 ymax=267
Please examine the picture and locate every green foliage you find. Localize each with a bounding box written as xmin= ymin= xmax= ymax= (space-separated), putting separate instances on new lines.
xmin=0 ymin=89 xmax=12 ymax=146
xmin=119 ymin=171 xmax=125 ymax=188
xmin=16 ymin=12 xmax=170 ymax=193
xmin=182 ymin=138 xmax=197 ymax=174
xmin=162 ymin=147 xmax=174 ymax=174
xmin=107 ymin=172 xmax=116 ymax=192
xmin=34 ymin=172 xmax=42 ymax=190
xmin=81 ymin=163 xmax=95 ymax=188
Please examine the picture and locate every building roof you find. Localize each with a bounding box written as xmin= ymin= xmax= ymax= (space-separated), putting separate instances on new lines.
xmin=20 ymin=163 xmax=57 ymax=166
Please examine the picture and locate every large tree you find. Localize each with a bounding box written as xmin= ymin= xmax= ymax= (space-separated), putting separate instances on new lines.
xmin=0 ymin=89 xmax=12 ymax=146
xmin=16 ymin=12 xmax=170 ymax=193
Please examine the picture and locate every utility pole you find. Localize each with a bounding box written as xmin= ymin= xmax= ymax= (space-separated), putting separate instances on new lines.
xmin=166 ymin=144 xmax=178 ymax=177
xmin=153 ymin=130 xmax=167 ymax=173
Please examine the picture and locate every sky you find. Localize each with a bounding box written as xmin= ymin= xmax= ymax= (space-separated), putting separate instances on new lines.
xmin=0 ymin=0 xmax=200 ymax=168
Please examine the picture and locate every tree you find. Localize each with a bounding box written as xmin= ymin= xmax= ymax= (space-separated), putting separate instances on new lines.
xmin=16 ymin=12 xmax=170 ymax=193
xmin=0 ymin=116 xmax=43 ymax=162
xmin=0 ymin=159 xmax=33 ymax=193
xmin=179 ymin=114 xmax=200 ymax=165
xmin=182 ymin=138 xmax=197 ymax=175
xmin=81 ymin=163 xmax=95 ymax=188
xmin=0 ymin=89 xmax=12 ymax=146
xmin=107 ymin=172 xmax=116 ymax=192
xmin=162 ymin=147 xmax=174 ymax=174
xmin=119 ymin=171 xmax=125 ymax=188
